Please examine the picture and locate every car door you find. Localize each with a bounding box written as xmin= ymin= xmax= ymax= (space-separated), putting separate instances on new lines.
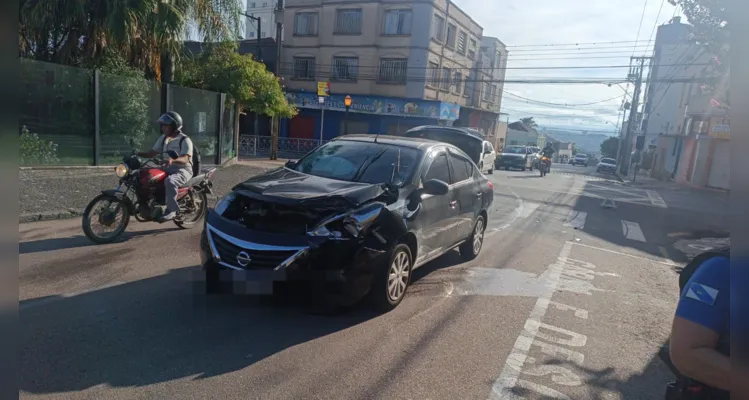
xmin=526 ymin=147 xmax=535 ymax=168
xmin=415 ymin=148 xmax=457 ymax=260
xmin=447 ymin=149 xmax=478 ymax=243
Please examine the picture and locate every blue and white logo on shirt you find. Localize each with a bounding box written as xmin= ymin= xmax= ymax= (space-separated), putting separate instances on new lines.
xmin=685 ymin=282 xmax=719 ymax=306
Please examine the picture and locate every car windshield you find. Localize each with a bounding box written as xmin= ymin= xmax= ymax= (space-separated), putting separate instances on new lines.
xmin=504 ymin=146 xmax=526 ymax=154
xmin=292 ymin=140 xmax=421 ymax=186
xmin=576 ymin=154 xmax=587 ymax=158
xmin=601 ymin=158 xmax=616 ymax=164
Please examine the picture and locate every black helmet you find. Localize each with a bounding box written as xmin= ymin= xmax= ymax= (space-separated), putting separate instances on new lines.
xmin=157 ymin=111 xmax=183 ymax=129
xmin=545 ymin=142 xmax=552 ymax=148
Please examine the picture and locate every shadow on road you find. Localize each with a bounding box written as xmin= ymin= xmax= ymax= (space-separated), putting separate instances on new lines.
xmin=20 ymin=266 xmax=380 ymax=395
xmin=19 ymin=227 xmax=175 ymax=254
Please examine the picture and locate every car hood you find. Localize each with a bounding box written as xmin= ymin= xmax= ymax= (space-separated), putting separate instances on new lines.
xmin=501 ymin=153 xmax=526 ymax=157
xmin=234 ymin=167 xmax=386 ymax=207
xmin=599 ymin=162 xmax=616 ymax=167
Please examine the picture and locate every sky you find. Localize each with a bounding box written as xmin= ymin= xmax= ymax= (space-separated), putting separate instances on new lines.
xmin=453 ymin=0 xmax=683 ymax=133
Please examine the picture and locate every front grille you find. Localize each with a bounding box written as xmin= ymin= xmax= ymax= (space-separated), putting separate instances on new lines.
xmin=210 ymin=232 xmax=299 ymax=270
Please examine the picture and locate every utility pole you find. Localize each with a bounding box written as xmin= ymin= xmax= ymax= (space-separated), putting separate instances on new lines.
xmin=270 ymin=0 xmax=284 ymax=160
xmin=619 ymin=56 xmax=652 ymax=176
xmin=240 ymin=12 xmax=262 ymax=140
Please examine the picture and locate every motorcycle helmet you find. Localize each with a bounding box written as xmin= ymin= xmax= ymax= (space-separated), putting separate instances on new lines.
xmin=157 ymin=111 xmax=183 ymax=129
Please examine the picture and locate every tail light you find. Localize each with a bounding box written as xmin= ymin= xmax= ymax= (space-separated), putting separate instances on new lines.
xmin=488 ymin=181 xmax=494 ymax=190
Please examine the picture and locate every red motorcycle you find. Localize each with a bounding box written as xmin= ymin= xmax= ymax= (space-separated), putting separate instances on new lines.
xmin=539 ymin=156 xmax=551 ymax=177
xmin=82 ymin=141 xmax=215 ymax=244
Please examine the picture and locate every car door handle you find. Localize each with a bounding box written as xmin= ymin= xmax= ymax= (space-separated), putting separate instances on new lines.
xmin=449 ymin=200 xmax=458 ymax=208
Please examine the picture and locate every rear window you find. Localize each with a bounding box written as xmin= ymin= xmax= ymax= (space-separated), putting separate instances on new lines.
xmin=504 ymin=146 xmax=527 ymax=154
xmin=601 ymin=158 xmax=616 ymax=164
xmin=576 ymin=154 xmax=588 ymax=158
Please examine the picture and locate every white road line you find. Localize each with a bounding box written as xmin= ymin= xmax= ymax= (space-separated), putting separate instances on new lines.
xmin=571 ymin=242 xmax=677 ymax=266
xmin=646 ymin=190 xmax=668 ymax=208
xmin=518 ymin=202 xmax=541 ymax=219
xmin=489 ymin=242 xmax=573 ymax=400
xmin=564 ymin=211 xmax=587 ymax=230
xmin=487 ymin=186 xmax=524 ymax=237
xmin=621 ymin=220 xmax=646 ymax=242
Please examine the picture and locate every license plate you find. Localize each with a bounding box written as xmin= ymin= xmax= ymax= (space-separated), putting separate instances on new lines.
xmin=220 ymin=269 xmax=287 ymax=295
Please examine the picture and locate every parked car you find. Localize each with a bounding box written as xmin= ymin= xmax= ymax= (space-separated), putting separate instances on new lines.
xmin=496 ymin=145 xmax=534 ymax=171
xmin=571 ymin=154 xmax=589 ymax=166
xmin=596 ymin=157 xmax=617 ymax=174
xmin=403 ymin=126 xmax=496 ymax=174
xmin=527 ymin=146 xmax=541 ymax=169
xmin=200 ymin=134 xmax=494 ymax=311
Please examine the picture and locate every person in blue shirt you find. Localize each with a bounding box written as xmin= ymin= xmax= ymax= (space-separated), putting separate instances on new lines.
xmin=670 ymin=255 xmax=731 ymax=395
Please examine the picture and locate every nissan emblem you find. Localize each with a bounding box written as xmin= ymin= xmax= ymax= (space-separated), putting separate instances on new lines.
xmin=236 ymin=251 xmax=251 ymax=267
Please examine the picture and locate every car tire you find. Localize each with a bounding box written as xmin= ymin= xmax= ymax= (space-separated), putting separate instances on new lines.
xmin=521 ymin=166 xmax=526 ymax=171
xmin=479 ymin=162 xmax=484 ymax=173
xmin=505 ymin=166 xmax=510 ymax=171
xmin=369 ymin=243 xmax=413 ymax=312
xmin=460 ymin=214 xmax=486 ymax=262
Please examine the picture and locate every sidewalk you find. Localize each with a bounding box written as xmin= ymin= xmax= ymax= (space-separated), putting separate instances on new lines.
xmin=19 ymin=158 xmax=283 ymax=223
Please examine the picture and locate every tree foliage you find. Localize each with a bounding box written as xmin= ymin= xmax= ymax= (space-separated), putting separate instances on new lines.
xmin=600 ymin=136 xmax=620 ymax=158
xmin=519 ymin=117 xmax=538 ymax=129
xmin=176 ymin=42 xmax=297 ymax=118
xmin=668 ymin=0 xmax=729 ymax=110
xmin=19 ymin=0 xmax=242 ymax=80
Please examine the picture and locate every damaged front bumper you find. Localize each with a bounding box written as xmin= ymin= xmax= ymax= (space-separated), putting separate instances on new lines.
xmin=199 ymin=209 xmax=393 ymax=301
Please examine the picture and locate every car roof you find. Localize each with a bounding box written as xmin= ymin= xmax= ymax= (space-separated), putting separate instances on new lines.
xmin=333 ymin=134 xmax=441 ymax=150
xmin=333 ymin=134 xmax=473 ymax=159
xmin=405 ymin=125 xmax=485 ymax=142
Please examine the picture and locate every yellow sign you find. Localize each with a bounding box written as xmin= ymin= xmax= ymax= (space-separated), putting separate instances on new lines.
xmin=708 ymin=117 xmax=730 ymax=139
xmin=317 ymin=82 xmax=330 ymax=96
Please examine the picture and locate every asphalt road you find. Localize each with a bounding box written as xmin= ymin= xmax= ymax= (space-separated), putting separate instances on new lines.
xmin=19 ymin=162 xmax=729 ymax=400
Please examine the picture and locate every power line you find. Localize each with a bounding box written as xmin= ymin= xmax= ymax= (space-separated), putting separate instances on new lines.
xmin=283 ymin=62 xmax=709 ymax=72
xmin=506 ymin=40 xmax=654 ymax=48
xmin=503 ymin=92 xmax=625 ymax=107
xmin=644 ymin=0 xmax=667 ymax=56
xmin=508 ymin=45 xmax=656 ymax=53
xmin=631 ymin=0 xmax=651 ymax=57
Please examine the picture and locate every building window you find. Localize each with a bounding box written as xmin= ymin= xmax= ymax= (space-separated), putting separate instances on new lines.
xmin=446 ymin=23 xmax=457 ymax=48
xmin=453 ymin=72 xmax=462 ymax=93
xmin=432 ymin=15 xmax=445 ymax=42
xmin=495 ymin=52 xmax=502 ymax=69
xmin=457 ymin=31 xmax=467 ymax=55
xmin=294 ymin=12 xmax=319 ymax=36
xmin=379 ymin=59 xmax=408 ymax=83
xmin=483 ymin=82 xmax=491 ymax=101
xmin=261 ymin=31 xmax=266 ymax=37
xmin=335 ymin=9 xmax=363 ymax=34
xmin=262 ymin=2 xmax=268 ymax=7
xmin=332 ymin=57 xmax=359 ymax=81
xmin=428 ymin=61 xmax=440 ymax=87
xmin=249 ymin=31 xmax=255 ymax=38
xmin=491 ymin=84 xmax=498 ymax=102
xmin=250 ymin=2 xmax=256 ymax=8
xmin=383 ymin=10 xmax=412 ymax=35
xmin=468 ymin=38 xmax=477 ymax=59
xmin=440 ymin=67 xmax=451 ymax=91
xmin=293 ymin=57 xmax=316 ymax=80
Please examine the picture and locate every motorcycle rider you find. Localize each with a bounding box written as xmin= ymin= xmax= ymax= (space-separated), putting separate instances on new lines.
xmin=541 ymin=142 xmax=555 ymax=171
xmin=137 ymin=111 xmax=193 ymax=222
xmin=668 ymin=251 xmax=730 ymax=399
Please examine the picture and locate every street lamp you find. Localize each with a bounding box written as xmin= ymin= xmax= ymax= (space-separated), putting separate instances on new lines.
xmin=344 ymin=95 xmax=352 ymax=135
xmin=318 ymin=96 xmax=326 ymax=145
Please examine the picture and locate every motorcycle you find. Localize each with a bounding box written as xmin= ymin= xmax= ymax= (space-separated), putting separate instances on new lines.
xmin=82 ymin=140 xmax=216 ymax=244
xmin=539 ymin=156 xmax=551 ymax=177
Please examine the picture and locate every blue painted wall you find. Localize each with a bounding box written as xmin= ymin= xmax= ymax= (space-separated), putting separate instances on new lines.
xmin=281 ymin=108 xmax=438 ymax=140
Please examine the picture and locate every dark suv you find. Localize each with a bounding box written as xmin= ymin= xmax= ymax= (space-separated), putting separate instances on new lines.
xmin=200 ymin=135 xmax=494 ymax=311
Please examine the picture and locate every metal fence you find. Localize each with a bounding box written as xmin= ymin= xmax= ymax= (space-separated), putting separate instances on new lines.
xmin=19 ymin=58 xmax=236 ymax=166
xmin=239 ymin=135 xmax=329 ymax=159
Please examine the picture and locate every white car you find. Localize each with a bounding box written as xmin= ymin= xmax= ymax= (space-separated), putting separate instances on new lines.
xmin=571 ymin=154 xmax=589 ymax=166
xmin=403 ymin=126 xmax=497 ymax=174
xmin=596 ymin=158 xmax=617 ymax=174
xmin=480 ymin=140 xmax=497 ymax=174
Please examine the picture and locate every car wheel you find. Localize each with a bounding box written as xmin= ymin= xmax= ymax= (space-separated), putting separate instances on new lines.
xmin=369 ymin=243 xmax=412 ymax=312
xmin=479 ymin=162 xmax=484 ymax=172
xmin=488 ymin=166 xmax=494 ymax=174
xmin=505 ymin=166 xmax=510 ymax=171
xmin=460 ymin=215 xmax=486 ymax=261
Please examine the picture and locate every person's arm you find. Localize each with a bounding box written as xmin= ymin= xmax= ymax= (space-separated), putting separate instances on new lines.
xmin=138 ymin=136 xmax=163 ymax=158
xmin=669 ymin=257 xmax=731 ymax=391
xmin=169 ymin=137 xmax=192 ymax=167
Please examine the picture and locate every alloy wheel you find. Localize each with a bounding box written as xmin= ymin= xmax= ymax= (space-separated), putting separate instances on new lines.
xmin=473 ymin=218 xmax=485 ymax=255
xmin=387 ymin=251 xmax=410 ymax=301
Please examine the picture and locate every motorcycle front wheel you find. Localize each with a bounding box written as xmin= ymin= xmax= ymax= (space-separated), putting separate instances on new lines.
xmin=174 ymin=190 xmax=208 ymax=229
xmin=82 ymin=194 xmax=131 ymax=244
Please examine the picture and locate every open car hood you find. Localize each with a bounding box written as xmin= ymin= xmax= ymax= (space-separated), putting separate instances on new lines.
xmin=234 ymin=167 xmax=385 ymax=207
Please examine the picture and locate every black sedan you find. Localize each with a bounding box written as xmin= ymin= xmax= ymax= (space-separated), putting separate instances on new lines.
xmin=200 ymin=135 xmax=494 ymax=311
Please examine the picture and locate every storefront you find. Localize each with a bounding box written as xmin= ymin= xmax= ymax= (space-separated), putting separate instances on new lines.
xmin=280 ymin=92 xmax=461 ymax=141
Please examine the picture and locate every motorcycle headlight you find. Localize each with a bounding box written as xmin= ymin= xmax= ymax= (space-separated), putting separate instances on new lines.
xmin=214 ymin=192 xmax=236 ymax=215
xmin=114 ymin=163 xmax=129 ymax=178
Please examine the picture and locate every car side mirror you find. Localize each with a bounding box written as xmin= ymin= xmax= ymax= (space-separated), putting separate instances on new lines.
xmin=422 ymin=179 xmax=450 ymax=196
xmin=284 ymin=159 xmax=297 ymax=169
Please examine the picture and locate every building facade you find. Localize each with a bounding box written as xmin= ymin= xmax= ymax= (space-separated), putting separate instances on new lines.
xmin=244 ymin=0 xmax=279 ymax=40
xmin=277 ymin=0 xmax=502 ymax=140
xmin=456 ymin=36 xmax=507 ymax=136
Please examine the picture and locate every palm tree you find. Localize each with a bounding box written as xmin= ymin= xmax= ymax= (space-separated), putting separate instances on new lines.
xmin=19 ymin=0 xmax=242 ymax=80
xmin=519 ymin=117 xmax=538 ymax=130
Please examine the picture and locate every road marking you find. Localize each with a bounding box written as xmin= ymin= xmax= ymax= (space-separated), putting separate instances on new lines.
xmin=571 ymin=242 xmax=676 ymax=266
xmin=489 ymin=242 xmax=572 ymax=399
xmin=600 ymin=198 xmax=617 ymax=209
xmin=646 ymin=190 xmax=668 ymax=208
xmin=621 ymin=220 xmax=646 ymax=242
xmin=518 ymin=202 xmax=541 ymax=219
xmin=487 ymin=186 xmax=524 ymax=237
xmin=563 ymin=211 xmax=587 ymax=230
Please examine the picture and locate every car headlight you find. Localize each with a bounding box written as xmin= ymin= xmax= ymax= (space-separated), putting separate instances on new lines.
xmin=214 ymin=192 xmax=236 ymax=215
xmin=114 ymin=163 xmax=129 ymax=178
